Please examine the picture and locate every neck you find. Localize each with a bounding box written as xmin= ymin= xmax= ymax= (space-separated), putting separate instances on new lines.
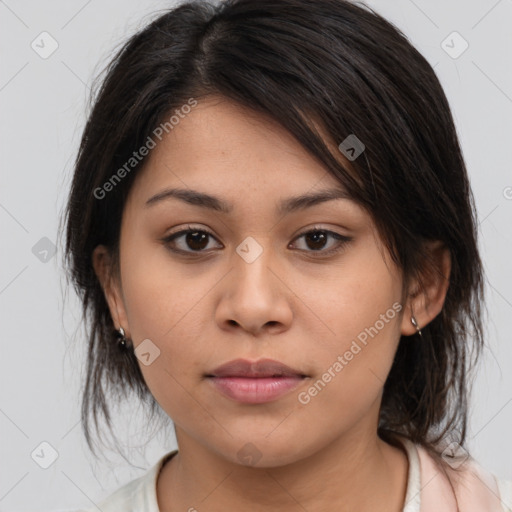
xmin=157 ymin=428 xmax=409 ymax=512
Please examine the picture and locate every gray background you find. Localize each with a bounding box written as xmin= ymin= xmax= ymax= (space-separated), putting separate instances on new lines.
xmin=1 ymin=0 xmax=511 ymax=510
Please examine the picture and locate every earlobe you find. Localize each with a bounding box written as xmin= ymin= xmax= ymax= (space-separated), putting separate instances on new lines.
xmin=92 ymin=245 xmax=129 ymax=333
xmin=401 ymin=240 xmax=451 ymax=337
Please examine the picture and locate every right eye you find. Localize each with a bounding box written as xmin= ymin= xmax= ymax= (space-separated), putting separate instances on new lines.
xmin=161 ymin=226 xmax=223 ymax=255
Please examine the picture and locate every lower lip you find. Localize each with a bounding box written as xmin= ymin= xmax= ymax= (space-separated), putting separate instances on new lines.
xmin=208 ymin=376 xmax=304 ymax=404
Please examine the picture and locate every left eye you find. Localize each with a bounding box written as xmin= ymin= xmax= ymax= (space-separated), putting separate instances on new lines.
xmin=290 ymin=228 xmax=352 ymax=255
xmin=162 ymin=226 xmax=352 ymax=256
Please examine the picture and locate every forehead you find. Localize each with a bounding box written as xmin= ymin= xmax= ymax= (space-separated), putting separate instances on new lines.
xmin=127 ymin=96 xmax=357 ymax=209
xmin=116 ymin=96 xmax=390 ymax=266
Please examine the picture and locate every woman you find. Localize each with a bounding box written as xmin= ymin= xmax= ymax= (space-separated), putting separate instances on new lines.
xmin=63 ymin=0 xmax=512 ymax=510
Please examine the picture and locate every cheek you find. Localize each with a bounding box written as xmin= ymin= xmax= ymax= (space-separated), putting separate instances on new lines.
xmin=118 ymin=238 xmax=220 ymax=400
xmin=119 ymin=232 xmax=209 ymax=339
xmin=119 ymin=267 xmax=210 ymax=423
xmin=297 ymin=304 xmax=402 ymax=435
xmin=309 ymin=242 xmax=402 ymax=349
xmin=301 ymin=248 xmax=403 ymax=407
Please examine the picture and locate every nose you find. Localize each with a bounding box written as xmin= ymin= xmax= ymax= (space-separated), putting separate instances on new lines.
xmin=215 ymin=238 xmax=293 ymax=336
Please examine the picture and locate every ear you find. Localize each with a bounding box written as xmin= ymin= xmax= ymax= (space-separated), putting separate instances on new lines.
xmin=92 ymin=244 xmax=130 ymax=338
xmin=400 ymin=240 xmax=451 ymax=336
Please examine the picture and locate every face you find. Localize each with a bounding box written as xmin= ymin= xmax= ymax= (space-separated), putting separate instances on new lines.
xmin=94 ymin=96 xmax=428 ymax=467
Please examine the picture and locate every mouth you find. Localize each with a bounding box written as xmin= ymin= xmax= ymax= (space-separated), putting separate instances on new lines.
xmin=205 ymin=358 xmax=308 ymax=404
xmin=206 ymin=357 xmax=307 ymax=379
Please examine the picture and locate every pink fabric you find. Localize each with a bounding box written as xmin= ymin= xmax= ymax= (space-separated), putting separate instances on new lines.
xmin=416 ymin=444 xmax=505 ymax=511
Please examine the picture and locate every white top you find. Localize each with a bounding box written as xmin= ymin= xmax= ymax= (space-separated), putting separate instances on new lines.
xmin=77 ymin=438 xmax=512 ymax=511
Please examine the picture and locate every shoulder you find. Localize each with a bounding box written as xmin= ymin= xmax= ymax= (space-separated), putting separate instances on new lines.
xmin=496 ymin=478 xmax=512 ymax=512
xmin=413 ymin=440 xmax=512 ymax=512
xmin=74 ymin=450 xmax=178 ymax=512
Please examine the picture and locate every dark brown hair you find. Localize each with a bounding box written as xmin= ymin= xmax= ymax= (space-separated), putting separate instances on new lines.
xmin=60 ymin=0 xmax=485 ymax=477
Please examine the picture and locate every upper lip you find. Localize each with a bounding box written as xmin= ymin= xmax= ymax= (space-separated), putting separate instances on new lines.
xmin=207 ymin=358 xmax=307 ymax=378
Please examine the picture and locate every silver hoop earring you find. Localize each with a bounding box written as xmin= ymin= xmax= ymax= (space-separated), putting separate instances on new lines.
xmin=411 ymin=315 xmax=423 ymax=337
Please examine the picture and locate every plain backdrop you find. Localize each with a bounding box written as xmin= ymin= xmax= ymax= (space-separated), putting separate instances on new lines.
xmin=1 ymin=0 xmax=511 ymax=510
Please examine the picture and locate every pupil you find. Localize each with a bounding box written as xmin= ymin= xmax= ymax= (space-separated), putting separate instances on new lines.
xmin=307 ymin=231 xmax=326 ymax=250
xmin=187 ymin=231 xmax=208 ymax=250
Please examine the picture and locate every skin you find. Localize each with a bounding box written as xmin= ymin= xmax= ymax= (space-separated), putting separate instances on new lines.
xmin=93 ymin=95 xmax=451 ymax=512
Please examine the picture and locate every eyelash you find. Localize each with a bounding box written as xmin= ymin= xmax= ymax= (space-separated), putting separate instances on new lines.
xmin=161 ymin=225 xmax=352 ymax=258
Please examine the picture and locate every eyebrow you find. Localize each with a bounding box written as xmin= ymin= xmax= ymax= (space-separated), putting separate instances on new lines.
xmin=144 ymin=186 xmax=355 ymax=215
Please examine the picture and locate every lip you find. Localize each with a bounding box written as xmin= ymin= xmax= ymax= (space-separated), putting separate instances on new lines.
xmin=207 ymin=358 xmax=306 ymax=378
xmin=206 ymin=358 xmax=308 ymax=404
